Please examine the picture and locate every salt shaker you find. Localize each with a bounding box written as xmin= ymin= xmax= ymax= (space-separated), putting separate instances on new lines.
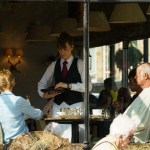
xmin=115 ymin=110 xmax=118 ymax=117
xmin=105 ymin=109 xmax=110 ymax=119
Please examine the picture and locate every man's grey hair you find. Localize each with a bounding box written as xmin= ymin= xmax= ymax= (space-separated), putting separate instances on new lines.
xmin=109 ymin=114 xmax=136 ymax=137
xmin=138 ymin=63 xmax=150 ymax=79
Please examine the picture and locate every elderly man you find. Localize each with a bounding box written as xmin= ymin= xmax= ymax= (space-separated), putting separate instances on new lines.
xmin=124 ymin=63 xmax=150 ymax=143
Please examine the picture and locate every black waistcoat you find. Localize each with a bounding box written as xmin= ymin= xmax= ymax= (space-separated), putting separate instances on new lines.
xmin=54 ymin=57 xmax=83 ymax=105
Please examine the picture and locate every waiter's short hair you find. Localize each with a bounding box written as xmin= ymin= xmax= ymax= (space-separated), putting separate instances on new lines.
xmin=57 ymin=32 xmax=74 ymax=49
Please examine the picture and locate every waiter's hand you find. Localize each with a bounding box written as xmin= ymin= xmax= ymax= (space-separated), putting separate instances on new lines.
xmin=43 ymin=92 xmax=60 ymax=99
xmin=55 ymin=82 xmax=68 ymax=89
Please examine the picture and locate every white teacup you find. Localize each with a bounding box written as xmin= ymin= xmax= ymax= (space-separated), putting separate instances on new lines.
xmin=92 ymin=109 xmax=102 ymax=116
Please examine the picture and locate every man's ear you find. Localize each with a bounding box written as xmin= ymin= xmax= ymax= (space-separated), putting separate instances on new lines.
xmin=119 ymin=135 xmax=123 ymax=140
xmin=144 ymin=73 xmax=149 ymax=79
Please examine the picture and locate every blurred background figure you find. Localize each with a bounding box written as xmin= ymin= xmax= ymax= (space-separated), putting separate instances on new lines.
xmin=97 ymin=89 xmax=114 ymax=117
xmin=94 ymin=89 xmax=115 ymax=140
xmin=92 ymin=114 xmax=136 ymax=150
xmin=128 ymin=67 xmax=143 ymax=105
xmin=104 ymin=77 xmax=118 ymax=102
xmin=89 ymin=93 xmax=98 ymax=114
xmin=114 ymin=87 xmax=131 ymax=114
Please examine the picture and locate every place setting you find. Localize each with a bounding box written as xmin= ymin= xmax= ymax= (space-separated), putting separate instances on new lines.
xmin=90 ymin=109 xmax=104 ymax=119
xmin=90 ymin=109 xmax=112 ymax=120
xmin=55 ymin=107 xmax=84 ymax=119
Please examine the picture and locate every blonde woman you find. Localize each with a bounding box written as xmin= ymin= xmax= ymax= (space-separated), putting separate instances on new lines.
xmin=0 ymin=69 xmax=43 ymax=144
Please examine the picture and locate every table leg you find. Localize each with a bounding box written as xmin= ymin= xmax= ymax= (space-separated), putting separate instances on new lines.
xmin=97 ymin=120 xmax=112 ymax=138
xmin=71 ymin=123 xmax=79 ymax=143
xmin=97 ymin=122 xmax=103 ymax=138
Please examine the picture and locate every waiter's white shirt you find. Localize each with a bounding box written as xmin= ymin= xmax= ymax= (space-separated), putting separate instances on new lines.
xmin=38 ymin=55 xmax=92 ymax=97
xmin=124 ymin=87 xmax=150 ymax=143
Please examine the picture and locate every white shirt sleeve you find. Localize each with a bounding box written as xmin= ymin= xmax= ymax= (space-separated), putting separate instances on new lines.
xmin=124 ymin=98 xmax=142 ymax=129
xmin=38 ymin=61 xmax=56 ymax=97
xmin=123 ymin=88 xmax=150 ymax=142
xmin=124 ymin=89 xmax=149 ymax=131
xmin=17 ymin=97 xmax=43 ymax=120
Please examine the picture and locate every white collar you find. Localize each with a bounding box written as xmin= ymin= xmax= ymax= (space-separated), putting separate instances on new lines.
xmin=61 ymin=55 xmax=74 ymax=64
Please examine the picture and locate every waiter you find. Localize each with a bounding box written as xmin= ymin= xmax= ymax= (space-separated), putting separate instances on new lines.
xmin=38 ymin=32 xmax=92 ymax=142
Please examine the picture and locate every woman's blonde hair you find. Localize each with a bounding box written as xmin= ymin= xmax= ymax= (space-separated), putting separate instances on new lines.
xmin=0 ymin=69 xmax=15 ymax=92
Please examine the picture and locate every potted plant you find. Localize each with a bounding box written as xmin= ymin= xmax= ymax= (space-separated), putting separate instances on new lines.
xmin=115 ymin=43 xmax=143 ymax=70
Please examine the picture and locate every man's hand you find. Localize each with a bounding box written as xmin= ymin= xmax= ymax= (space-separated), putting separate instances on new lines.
xmin=43 ymin=92 xmax=60 ymax=99
xmin=55 ymin=82 xmax=68 ymax=89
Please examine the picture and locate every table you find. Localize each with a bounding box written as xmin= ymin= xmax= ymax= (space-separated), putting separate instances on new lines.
xmin=44 ymin=117 xmax=83 ymax=143
xmin=44 ymin=117 xmax=113 ymax=143
xmin=90 ymin=118 xmax=113 ymax=138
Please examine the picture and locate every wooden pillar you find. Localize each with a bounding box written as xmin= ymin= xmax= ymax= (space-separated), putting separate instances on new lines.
xmin=122 ymin=41 xmax=129 ymax=87
xmin=83 ymin=0 xmax=90 ymax=150
xmin=109 ymin=44 xmax=115 ymax=77
xmin=144 ymin=39 xmax=149 ymax=62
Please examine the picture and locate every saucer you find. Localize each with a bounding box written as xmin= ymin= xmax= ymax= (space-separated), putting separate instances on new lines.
xmin=90 ymin=114 xmax=103 ymax=118
xmin=55 ymin=114 xmax=67 ymax=119
xmin=58 ymin=115 xmax=67 ymax=118
xmin=57 ymin=112 xmax=66 ymax=116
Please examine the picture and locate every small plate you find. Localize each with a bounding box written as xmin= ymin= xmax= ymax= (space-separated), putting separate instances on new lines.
xmin=57 ymin=112 xmax=66 ymax=116
xmin=58 ymin=115 xmax=67 ymax=118
xmin=54 ymin=114 xmax=67 ymax=118
xmin=56 ymin=114 xmax=83 ymax=119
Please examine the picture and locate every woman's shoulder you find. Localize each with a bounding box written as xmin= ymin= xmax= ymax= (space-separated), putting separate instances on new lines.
xmin=92 ymin=136 xmax=118 ymax=150
xmin=15 ymin=95 xmax=26 ymax=103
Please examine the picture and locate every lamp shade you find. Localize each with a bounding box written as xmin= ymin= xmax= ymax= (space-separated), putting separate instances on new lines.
xmin=77 ymin=11 xmax=110 ymax=32
xmin=50 ymin=18 xmax=82 ymax=37
xmin=16 ymin=49 xmax=23 ymax=57
xmin=146 ymin=5 xmax=150 ymax=15
xmin=5 ymin=49 xmax=13 ymax=56
xmin=109 ymin=3 xmax=146 ymax=23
